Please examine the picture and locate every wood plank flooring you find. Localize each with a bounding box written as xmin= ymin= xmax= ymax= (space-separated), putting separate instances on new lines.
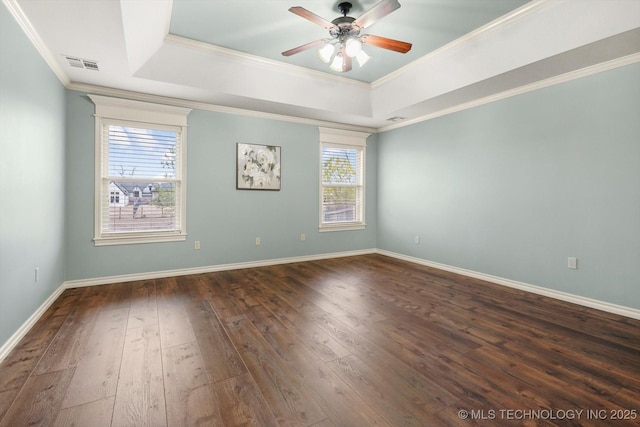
xmin=1 ymin=254 xmax=638 ymax=426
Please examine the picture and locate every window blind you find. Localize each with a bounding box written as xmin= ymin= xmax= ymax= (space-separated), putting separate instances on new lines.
xmin=100 ymin=123 xmax=182 ymax=235
xmin=321 ymin=144 xmax=364 ymax=225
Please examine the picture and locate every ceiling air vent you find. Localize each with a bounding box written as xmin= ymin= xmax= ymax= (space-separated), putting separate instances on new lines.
xmin=66 ymin=56 xmax=83 ymax=68
xmin=386 ymin=116 xmax=406 ymax=122
xmin=82 ymin=60 xmax=99 ymax=71
xmin=65 ymin=56 xmax=99 ymax=71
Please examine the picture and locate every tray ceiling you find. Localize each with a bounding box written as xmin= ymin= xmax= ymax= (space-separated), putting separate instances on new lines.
xmin=7 ymin=0 xmax=640 ymax=130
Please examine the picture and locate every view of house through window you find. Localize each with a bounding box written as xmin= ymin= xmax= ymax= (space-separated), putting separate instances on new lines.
xmin=104 ymin=125 xmax=180 ymax=234
xmin=91 ymin=95 xmax=190 ymax=246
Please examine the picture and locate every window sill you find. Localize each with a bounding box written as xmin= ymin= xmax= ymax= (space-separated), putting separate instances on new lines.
xmin=94 ymin=232 xmax=187 ymax=246
xmin=319 ymin=223 xmax=366 ymax=232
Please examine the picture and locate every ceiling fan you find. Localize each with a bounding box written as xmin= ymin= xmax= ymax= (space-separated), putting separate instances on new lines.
xmin=282 ymin=0 xmax=412 ymax=72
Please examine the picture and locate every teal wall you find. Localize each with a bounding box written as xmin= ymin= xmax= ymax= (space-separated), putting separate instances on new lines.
xmin=0 ymin=4 xmax=67 ymax=345
xmin=2 ymin=0 xmax=639 ymax=352
xmin=377 ymin=63 xmax=640 ymax=309
xmin=64 ymin=92 xmax=378 ymax=280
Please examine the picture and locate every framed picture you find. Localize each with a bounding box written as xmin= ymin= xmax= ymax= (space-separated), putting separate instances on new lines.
xmin=236 ymin=143 xmax=281 ymax=190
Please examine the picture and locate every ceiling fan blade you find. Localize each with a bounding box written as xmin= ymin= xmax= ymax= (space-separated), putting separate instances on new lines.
xmin=362 ymin=34 xmax=412 ymax=53
xmin=289 ymin=6 xmax=336 ymax=30
xmin=353 ymin=0 xmax=401 ymax=30
xmin=282 ymin=39 xmax=326 ymax=56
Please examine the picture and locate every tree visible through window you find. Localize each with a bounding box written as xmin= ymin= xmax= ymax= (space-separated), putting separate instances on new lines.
xmin=105 ymin=125 xmax=179 ymax=234
xmin=322 ymin=146 xmax=361 ymax=223
xmin=319 ymin=127 xmax=368 ymax=231
xmin=91 ymin=95 xmax=191 ymax=246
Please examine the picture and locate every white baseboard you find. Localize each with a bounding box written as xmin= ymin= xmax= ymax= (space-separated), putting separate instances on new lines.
xmin=3 ymin=246 xmax=638 ymax=363
xmin=0 ymin=282 xmax=67 ymax=363
xmin=376 ymin=249 xmax=640 ymax=320
xmin=63 ymin=249 xmax=377 ymax=288
xmin=0 ymin=249 xmax=376 ymax=363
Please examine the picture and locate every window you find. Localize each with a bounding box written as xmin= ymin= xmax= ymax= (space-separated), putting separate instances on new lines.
xmin=90 ymin=95 xmax=191 ymax=246
xmin=319 ymin=127 xmax=370 ymax=231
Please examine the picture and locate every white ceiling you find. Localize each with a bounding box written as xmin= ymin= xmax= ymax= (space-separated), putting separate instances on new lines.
xmin=6 ymin=0 xmax=640 ymax=131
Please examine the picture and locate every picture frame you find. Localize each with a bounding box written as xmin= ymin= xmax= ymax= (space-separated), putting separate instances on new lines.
xmin=236 ymin=143 xmax=281 ymax=190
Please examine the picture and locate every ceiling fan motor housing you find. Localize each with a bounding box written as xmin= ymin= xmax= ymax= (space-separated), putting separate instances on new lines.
xmin=330 ymin=16 xmax=361 ymax=38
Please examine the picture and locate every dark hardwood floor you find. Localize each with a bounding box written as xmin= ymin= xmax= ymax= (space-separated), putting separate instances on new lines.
xmin=0 ymin=254 xmax=638 ymax=426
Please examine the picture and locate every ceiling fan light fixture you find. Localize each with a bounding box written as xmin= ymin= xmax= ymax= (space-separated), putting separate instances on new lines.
xmin=344 ymin=37 xmax=362 ymax=57
xmin=317 ymin=43 xmax=335 ymax=63
xmin=329 ymin=53 xmax=345 ymax=72
xmin=355 ymin=49 xmax=370 ymax=67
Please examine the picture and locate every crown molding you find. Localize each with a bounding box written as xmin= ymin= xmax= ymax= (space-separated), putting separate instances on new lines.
xmin=377 ymin=52 xmax=640 ymax=133
xmin=371 ymin=0 xmax=550 ymax=89
xmin=66 ymin=46 xmax=640 ymax=135
xmin=2 ymin=0 xmax=70 ymax=86
xmin=7 ymin=0 xmax=635 ymax=134
xmin=165 ymin=34 xmax=371 ymax=90
xmin=67 ymin=82 xmax=378 ymax=133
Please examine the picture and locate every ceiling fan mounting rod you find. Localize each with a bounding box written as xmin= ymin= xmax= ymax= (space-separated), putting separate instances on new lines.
xmin=338 ymin=2 xmax=353 ymax=16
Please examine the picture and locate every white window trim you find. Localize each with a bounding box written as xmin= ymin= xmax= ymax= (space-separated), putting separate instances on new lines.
xmin=318 ymin=127 xmax=370 ymax=232
xmin=90 ymin=95 xmax=191 ymax=246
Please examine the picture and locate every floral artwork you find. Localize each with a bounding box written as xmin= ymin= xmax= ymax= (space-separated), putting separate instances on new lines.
xmin=236 ymin=143 xmax=281 ymax=190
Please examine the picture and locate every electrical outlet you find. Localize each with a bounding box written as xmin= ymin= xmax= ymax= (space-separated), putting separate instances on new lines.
xmin=414 ymin=236 xmax=420 ymax=245
xmin=255 ymin=237 xmax=261 ymax=246
xmin=568 ymin=257 xmax=577 ymax=269
xmin=300 ymin=233 xmax=306 ymax=241
xmin=194 ymin=240 xmax=200 ymax=250
xmin=34 ymin=267 xmax=39 ymax=283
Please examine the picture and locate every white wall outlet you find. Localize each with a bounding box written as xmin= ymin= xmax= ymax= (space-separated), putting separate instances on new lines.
xmin=414 ymin=236 xmax=420 ymax=245
xmin=255 ymin=237 xmax=261 ymax=246
xmin=300 ymin=233 xmax=306 ymax=241
xmin=194 ymin=240 xmax=200 ymax=250
xmin=34 ymin=267 xmax=39 ymax=283
xmin=568 ymin=257 xmax=578 ymax=269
